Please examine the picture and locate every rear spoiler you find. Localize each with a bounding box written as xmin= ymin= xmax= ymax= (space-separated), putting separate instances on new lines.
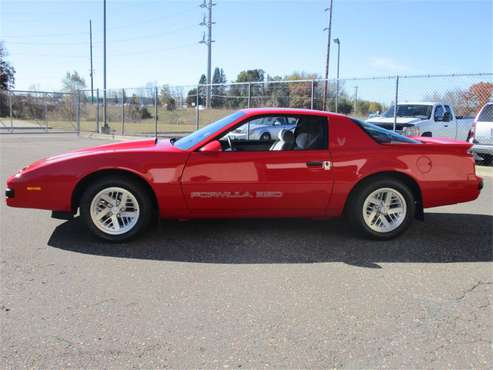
xmin=417 ymin=137 xmax=473 ymax=152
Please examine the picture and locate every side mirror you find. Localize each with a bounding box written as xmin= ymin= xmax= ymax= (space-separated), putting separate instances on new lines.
xmin=442 ymin=111 xmax=451 ymax=122
xmin=200 ymin=140 xmax=222 ymax=152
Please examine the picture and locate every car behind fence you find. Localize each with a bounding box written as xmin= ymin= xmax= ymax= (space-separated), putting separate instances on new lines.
xmin=0 ymin=73 xmax=491 ymax=136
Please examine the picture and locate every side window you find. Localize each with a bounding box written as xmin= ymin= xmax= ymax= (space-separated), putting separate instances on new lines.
xmin=225 ymin=116 xmax=294 ymax=142
xmin=434 ymin=105 xmax=444 ymax=121
xmin=219 ymin=115 xmax=328 ymax=152
xmin=444 ymin=105 xmax=453 ymax=118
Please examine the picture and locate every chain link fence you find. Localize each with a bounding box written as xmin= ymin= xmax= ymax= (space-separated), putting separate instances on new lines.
xmin=1 ymin=73 xmax=491 ymax=135
xmin=0 ymin=90 xmax=78 ymax=133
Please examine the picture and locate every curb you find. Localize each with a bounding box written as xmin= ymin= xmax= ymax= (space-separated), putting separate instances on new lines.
xmin=476 ymin=166 xmax=493 ymax=178
xmin=80 ymin=132 xmax=185 ymax=141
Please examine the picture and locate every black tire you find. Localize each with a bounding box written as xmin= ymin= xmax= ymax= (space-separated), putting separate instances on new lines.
xmin=479 ymin=154 xmax=492 ymax=166
xmin=346 ymin=178 xmax=415 ymax=240
xmin=79 ymin=176 xmax=153 ymax=242
xmin=421 ymin=132 xmax=432 ymax=137
xmin=260 ymin=132 xmax=271 ymax=141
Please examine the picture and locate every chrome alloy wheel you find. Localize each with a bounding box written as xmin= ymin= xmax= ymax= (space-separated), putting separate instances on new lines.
xmin=90 ymin=187 xmax=140 ymax=235
xmin=362 ymin=187 xmax=407 ymax=233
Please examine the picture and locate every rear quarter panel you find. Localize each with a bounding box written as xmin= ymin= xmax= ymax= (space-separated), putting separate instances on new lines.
xmin=327 ymin=116 xmax=479 ymax=216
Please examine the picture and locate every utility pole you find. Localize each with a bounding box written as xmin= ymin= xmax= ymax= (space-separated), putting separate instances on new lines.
xmin=322 ymin=0 xmax=334 ymax=111
xmin=199 ymin=0 xmax=215 ymax=108
xmin=89 ymin=20 xmax=94 ymax=104
xmin=333 ymin=38 xmax=340 ymax=113
xmin=102 ymin=0 xmax=109 ymax=133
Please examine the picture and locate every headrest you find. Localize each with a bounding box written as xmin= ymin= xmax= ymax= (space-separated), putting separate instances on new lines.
xmin=296 ymin=133 xmax=310 ymax=149
xmin=278 ymin=129 xmax=294 ymax=142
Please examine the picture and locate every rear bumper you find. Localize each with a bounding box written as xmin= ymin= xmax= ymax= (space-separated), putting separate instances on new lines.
xmin=471 ymin=143 xmax=493 ymax=156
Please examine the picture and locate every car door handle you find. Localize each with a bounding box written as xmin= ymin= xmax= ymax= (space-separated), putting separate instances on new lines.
xmin=306 ymin=161 xmax=332 ymax=170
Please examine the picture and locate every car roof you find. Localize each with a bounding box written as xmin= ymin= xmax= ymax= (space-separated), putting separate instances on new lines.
xmin=240 ymin=108 xmax=336 ymax=117
xmin=397 ymin=102 xmax=438 ymax=106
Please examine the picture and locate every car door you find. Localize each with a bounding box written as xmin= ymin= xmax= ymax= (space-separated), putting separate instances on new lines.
xmin=433 ymin=104 xmax=455 ymax=138
xmin=180 ymin=114 xmax=334 ymax=217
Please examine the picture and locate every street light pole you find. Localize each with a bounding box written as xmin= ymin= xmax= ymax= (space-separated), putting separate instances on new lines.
xmin=89 ymin=20 xmax=94 ymax=104
xmin=334 ymin=38 xmax=340 ymax=113
xmin=322 ymin=0 xmax=334 ymax=111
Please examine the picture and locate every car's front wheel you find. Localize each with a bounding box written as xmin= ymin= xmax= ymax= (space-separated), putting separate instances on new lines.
xmin=347 ymin=179 xmax=415 ymax=240
xmin=80 ymin=176 xmax=153 ymax=242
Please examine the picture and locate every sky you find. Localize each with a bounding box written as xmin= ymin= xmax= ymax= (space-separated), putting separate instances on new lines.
xmin=0 ymin=0 xmax=492 ymax=96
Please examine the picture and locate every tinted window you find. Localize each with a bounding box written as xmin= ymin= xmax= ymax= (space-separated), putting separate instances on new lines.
xmin=353 ymin=119 xmax=421 ymax=144
xmin=174 ymin=111 xmax=245 ymax=150
xmin=444 ymin=105 xmax=453 ymax=117
xmin=478 ymin=104 xmax=493 ymax=122
xmin=434 ymin=105 xmax=444 ymax=121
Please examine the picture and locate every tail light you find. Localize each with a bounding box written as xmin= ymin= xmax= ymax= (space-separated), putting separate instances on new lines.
xmin=467 ymin=120 xmax=476 ymax=142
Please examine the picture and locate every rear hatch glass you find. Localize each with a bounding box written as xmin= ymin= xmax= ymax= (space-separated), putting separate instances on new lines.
xmin=477 ymin=104 xmax=493 ymax=122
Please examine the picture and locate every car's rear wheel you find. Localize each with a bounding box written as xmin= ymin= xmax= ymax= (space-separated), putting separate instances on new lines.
xmin=80 ymin=176 xmax=153 ymax=242
xmin=347 ymin=178 xmax=415 ymax=240
xmin=260 ymin=132 xmax=271 ymax=141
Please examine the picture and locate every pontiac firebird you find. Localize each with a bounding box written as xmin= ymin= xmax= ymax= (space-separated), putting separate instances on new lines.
xmin=5 ymin=108 xmax=483 ymax=242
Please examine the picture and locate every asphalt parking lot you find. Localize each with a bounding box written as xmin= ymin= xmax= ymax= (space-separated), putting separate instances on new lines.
xmin=1 ymin=134 xmax=492 ymax=369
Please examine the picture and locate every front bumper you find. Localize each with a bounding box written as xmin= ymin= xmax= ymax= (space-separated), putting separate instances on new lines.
xmin=5 ymin=187 xmax=15 ymax=198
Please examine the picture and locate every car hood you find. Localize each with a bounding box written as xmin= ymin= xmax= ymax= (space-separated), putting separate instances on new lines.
xmin=366 ymin=117 xmax=424 ymax=125
xmin=20 ymin=138 xmax=179 ymax=173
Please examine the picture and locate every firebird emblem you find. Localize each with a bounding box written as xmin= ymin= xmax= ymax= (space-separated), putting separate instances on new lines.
xmin=337 ymin=137 xmax=346 ymax=146
xmin=191 ymin=191 xmax=283 ymax=199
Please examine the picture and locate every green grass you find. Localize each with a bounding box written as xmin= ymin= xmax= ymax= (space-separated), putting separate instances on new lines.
xmin=6 ymin=108 xmax=236 ymax=136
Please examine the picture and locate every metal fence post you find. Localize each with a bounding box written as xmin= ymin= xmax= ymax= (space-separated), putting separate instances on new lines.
xmin=96 ymin=88 xmax=100 ymax=133
xmin=247 ymin=82 xmax=252 ymax=108
xmin=195 ymin=85 xmax=200 ymax=131
xmin=76 ymin=90 xmax=81 ymax=135
xmin=154 ymin=87 xmax=158 ymax=137
xmin=121 ymin=88 xmax=125 ymax=135
xmin=393 ymin=75 xmax=399 ymax=132
xmin=8 ymin=90 xmax=13 ymax=132
xmin=310 ymin=80 xmax=315 ymax=110
xmin=44 ymin=92 xmax=48 ymax=132
xmin=335 ymin=78 xmax=339 ymax=113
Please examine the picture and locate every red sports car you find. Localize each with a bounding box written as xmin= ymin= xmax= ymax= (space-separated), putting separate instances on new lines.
xmin=5 ymin=108 xmax=483 ymax=242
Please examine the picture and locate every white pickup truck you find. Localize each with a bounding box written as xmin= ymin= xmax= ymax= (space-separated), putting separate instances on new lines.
xmin=365 ymin=102 xmax=473 ymax=140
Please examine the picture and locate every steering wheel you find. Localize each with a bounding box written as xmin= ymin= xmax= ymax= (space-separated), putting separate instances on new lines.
xmin=227 ymin=135 xmax=234 ymax=151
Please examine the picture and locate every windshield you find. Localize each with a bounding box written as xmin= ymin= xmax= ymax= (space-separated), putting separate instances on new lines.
xmin=174 ymin=111 xmax=246 ymax=150
xmin=382 ymin=104 xmax=433 ymax=119
xmin=353 ymin=119 xmax=421 ymax=144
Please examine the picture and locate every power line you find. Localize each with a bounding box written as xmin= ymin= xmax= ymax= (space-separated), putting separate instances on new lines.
xmin=3 ymin=5 xmax=197 ymax=39
xmin=6 ymin=24 xmax=197 ymax=46
xmin=9 ymin=43 xmax=196 ymax=59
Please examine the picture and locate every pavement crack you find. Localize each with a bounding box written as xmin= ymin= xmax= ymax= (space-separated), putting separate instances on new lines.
xmin=456 ymin=281 xmax=493 ymax=301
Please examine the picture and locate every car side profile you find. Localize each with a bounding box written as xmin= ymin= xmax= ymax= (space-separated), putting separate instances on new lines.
xmin=5 ymin=108 xmax=483 ymax=242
